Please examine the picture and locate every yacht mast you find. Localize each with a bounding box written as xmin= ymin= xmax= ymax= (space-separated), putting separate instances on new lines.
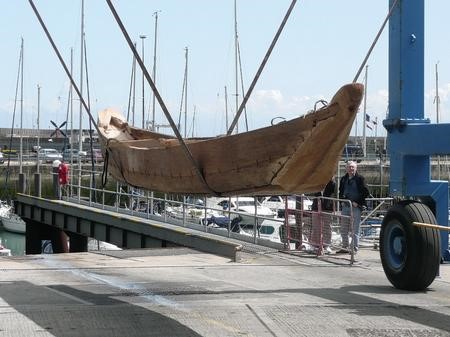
xmin=362 ymin=64 xmax=368 ymax=157
xmin=233 ymin=0 xmax=239 ymax=134
xmin=77 ymin=0 xmax=85 ymax=199
xmin=224 ymin=85 xmax=229 ymax=131
xmin=19 ymin=37 xmax=24 ymax=174
xmin=139 ymin=35 xmax=146 ymax=128
xmin=184 ymin=47 xmax=188 ymax=138
xmin=69 ymin=48 xmax=74 ymax=191
xmin=151 ymin=11 xmax=160 ymax=130
xmin=78 ymin=0 xmax=84 ymax=154
xmin=37 ymin=84 xmax=41 ymax=173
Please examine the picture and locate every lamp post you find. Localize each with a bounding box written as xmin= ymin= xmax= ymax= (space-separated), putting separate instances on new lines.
xmin=139 ymin=34 xmax=146 ymax=129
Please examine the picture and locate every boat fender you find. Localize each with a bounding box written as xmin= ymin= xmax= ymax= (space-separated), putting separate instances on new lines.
xmin=58 ymin=162 xmax=70 ymax=185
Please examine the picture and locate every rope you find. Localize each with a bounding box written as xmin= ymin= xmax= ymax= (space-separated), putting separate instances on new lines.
xmin=353 ymin=0 xmax=400 ymax=83
xmin=28 ymin=0 xmax=101 ymax=136
xmin=314 ymin=100 xmax=328 ymax=112
xmin=227 ymin=0 xmax=298 ymax=135
xmin=3 ymin=40 xmax=23 ymax=201
xmin=271 ymin=117 xmax=286 ymax=126
xmin=101 ymin=149 xmax=109 ymax=188
xmin=106 ymin=0 xmax=218 ymax=196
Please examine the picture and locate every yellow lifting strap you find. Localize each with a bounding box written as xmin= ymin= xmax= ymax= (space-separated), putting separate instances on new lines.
xmin=412 ymin=222 xmax=450 ymax=231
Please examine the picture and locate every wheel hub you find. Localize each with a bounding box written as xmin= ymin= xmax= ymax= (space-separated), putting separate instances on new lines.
xmin=393 ymin=236 xmax=403 ymax=255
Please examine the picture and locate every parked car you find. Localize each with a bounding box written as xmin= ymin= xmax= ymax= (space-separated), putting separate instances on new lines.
xmin=0 ymin=152 xmax=3 ymax=164
xmin=87 ymin=148 xmax=104 ymax=163
xmin=38 ymin=148 xmax=62 ymax=163
xmin=62 ymin=149 xmax=87 ymax=162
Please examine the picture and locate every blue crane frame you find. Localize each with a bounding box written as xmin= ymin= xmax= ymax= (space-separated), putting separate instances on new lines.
xmin=384 ymin=0 xmax=450 ymax=259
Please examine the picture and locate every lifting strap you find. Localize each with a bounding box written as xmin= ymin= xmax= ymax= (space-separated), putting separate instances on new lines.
xmin=28 ymin=0 xmax=101 ymax=137
xmin=227 ymin=0 xmax=298 ymax=136
xmin=353 ymin=0 xmax=400 ymax=83
xmin=106 ymin=0 xmax=217 ymax=195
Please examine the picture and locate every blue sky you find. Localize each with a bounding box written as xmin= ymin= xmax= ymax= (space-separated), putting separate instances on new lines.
xmin=1 ymin=1 xmax=450 ymax=137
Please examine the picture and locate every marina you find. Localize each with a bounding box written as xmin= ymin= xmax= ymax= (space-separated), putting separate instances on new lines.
xmin=2 ymin=1 xmax=450 ymax=336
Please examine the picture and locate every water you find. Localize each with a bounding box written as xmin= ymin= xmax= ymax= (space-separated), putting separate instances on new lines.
xmin=0 ymin=229 xmax=25 ymax=256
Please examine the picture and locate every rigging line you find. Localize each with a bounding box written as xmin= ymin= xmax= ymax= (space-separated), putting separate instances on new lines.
xmin=352 ymin=0 xmax=399 ymax=83
xmin=83 ymin=36 xmax=97 ymax=200
xmin=3 ymin=38 xmax=23 ymax=199
xmin=178 ymin=49 xmax=188 ymax=131
xmin=237 ymin=39 xmax=248 ymax=132
xmin=105 ymin=0 xmax=217 ymax=195
xmin=28 ymin=0 xmax=100 ymax=136
xmin=63 ymin=76 xmax=71 ymax=151
xmin=127 ymin=42 xmax=137 ymax=123
xmin=227 ymin=0 xmax=298 ymax=136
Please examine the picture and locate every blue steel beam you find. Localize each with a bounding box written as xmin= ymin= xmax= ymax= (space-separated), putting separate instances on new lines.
xmin=386 ymin=0 xmax=449 ymax=257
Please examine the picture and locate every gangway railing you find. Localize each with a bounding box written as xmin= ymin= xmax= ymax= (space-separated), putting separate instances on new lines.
xmin=53 ymin=166 xmax=391 ymax=258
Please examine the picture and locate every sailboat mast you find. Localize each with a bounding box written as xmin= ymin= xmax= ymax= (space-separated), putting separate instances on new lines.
xmin=140 ymin=35 xmax=146 ymax=128
xmin=77 ymin=0 xmax=85 ymax=200
xmin=192 ymin=105 xmax=196 ymax=137
xmin=37 ymin=84 xmax=41 ymax=173
xmin=184 ymin=47 xmax=188 ymax=138
xmin=234 ymin=0 xmax=239 ymax=134
xmin=224 ymin=86 xmax=229 ymax=131
xmin=151 ymin=11 xmax=160 ymax=130
xmin=79 ymin=0 xmax=84 ymax=155
xmin=132 ymin=46 xmax=136 ymax=126
xmin=70 ymin=48 xmax=74 ymax=191
xmin=127 ymin=42 xmax=136 ymax=124
xmin=19 ymin=37 xmax=24 ymax=174
xmin=362 ymin=64 xmax=368 ymax=158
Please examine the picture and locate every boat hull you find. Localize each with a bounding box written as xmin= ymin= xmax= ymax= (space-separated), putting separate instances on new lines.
xmin=98 ymin=83 xmax=364 ymax=196
xmin=1 ymin=215 xmax=26 ymax=234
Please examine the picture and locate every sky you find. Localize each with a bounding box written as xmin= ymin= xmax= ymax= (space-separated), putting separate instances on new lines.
xmin=2 ymin=1 xmax=450 ymax=138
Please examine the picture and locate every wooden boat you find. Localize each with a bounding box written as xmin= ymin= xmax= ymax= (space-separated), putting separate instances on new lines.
xmin=98 ymin=83 xmax=364 ymax=196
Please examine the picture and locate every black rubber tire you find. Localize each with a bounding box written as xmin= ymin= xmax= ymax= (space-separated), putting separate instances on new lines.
xmin=379 ymin=201 xmax=441 ymax=290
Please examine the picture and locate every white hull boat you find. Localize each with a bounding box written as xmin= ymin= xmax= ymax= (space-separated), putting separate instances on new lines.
xmin=1 ymin=213 xmax=26 ymax=234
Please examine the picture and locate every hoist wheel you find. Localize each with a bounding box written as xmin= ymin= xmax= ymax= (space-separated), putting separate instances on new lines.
xmin=380 ymin=201 xmax=440 ymax=290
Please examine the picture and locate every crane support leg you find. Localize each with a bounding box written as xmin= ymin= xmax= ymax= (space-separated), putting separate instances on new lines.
xmin=384 ymin=0 xmax=449 ymax=260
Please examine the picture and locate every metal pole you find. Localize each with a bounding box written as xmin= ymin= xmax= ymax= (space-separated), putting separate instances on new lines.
xmin=151 ymin=11 xmax=160 ymax=131
xmin=363 ymin=65 xmax=368 ymax=157
xmin=184 ymin=47 xmax=188 ymax=138
xmin=224 ymin=86 xmax=229 ymax=131
xmin=34 ymin=84 xmax=42 ymax=197
xmin=78 ymin=0 xmax=85 ymax=201
xmin=140 ymin=35 xmax=146 ymax=129
xmin=69 ymin=48 xmax=74 ymax=196
xmin=234 ymin=0 xmax=239 ymax=134
xmin=36 ymin=84 xmax=41 ymax=173
xmin=19 ymin=37 xmax=24 ymax=174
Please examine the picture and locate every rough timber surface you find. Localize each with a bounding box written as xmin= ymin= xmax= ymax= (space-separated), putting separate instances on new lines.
xmin=2 ymin=247 xmax=450 ymax=336
xmin=98 ymin=83 xmax=364 ymax=196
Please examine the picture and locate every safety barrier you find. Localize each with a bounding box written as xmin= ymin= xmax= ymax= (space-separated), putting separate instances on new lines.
xmin=56 ymin=166 xmax=391 ymax=260
xmin=281 ymin=196 xmax=355 ymax=262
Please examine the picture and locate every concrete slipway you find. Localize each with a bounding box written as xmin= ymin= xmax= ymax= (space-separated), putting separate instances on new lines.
xmin=1 ymin=247 xmax=450 ymax=336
